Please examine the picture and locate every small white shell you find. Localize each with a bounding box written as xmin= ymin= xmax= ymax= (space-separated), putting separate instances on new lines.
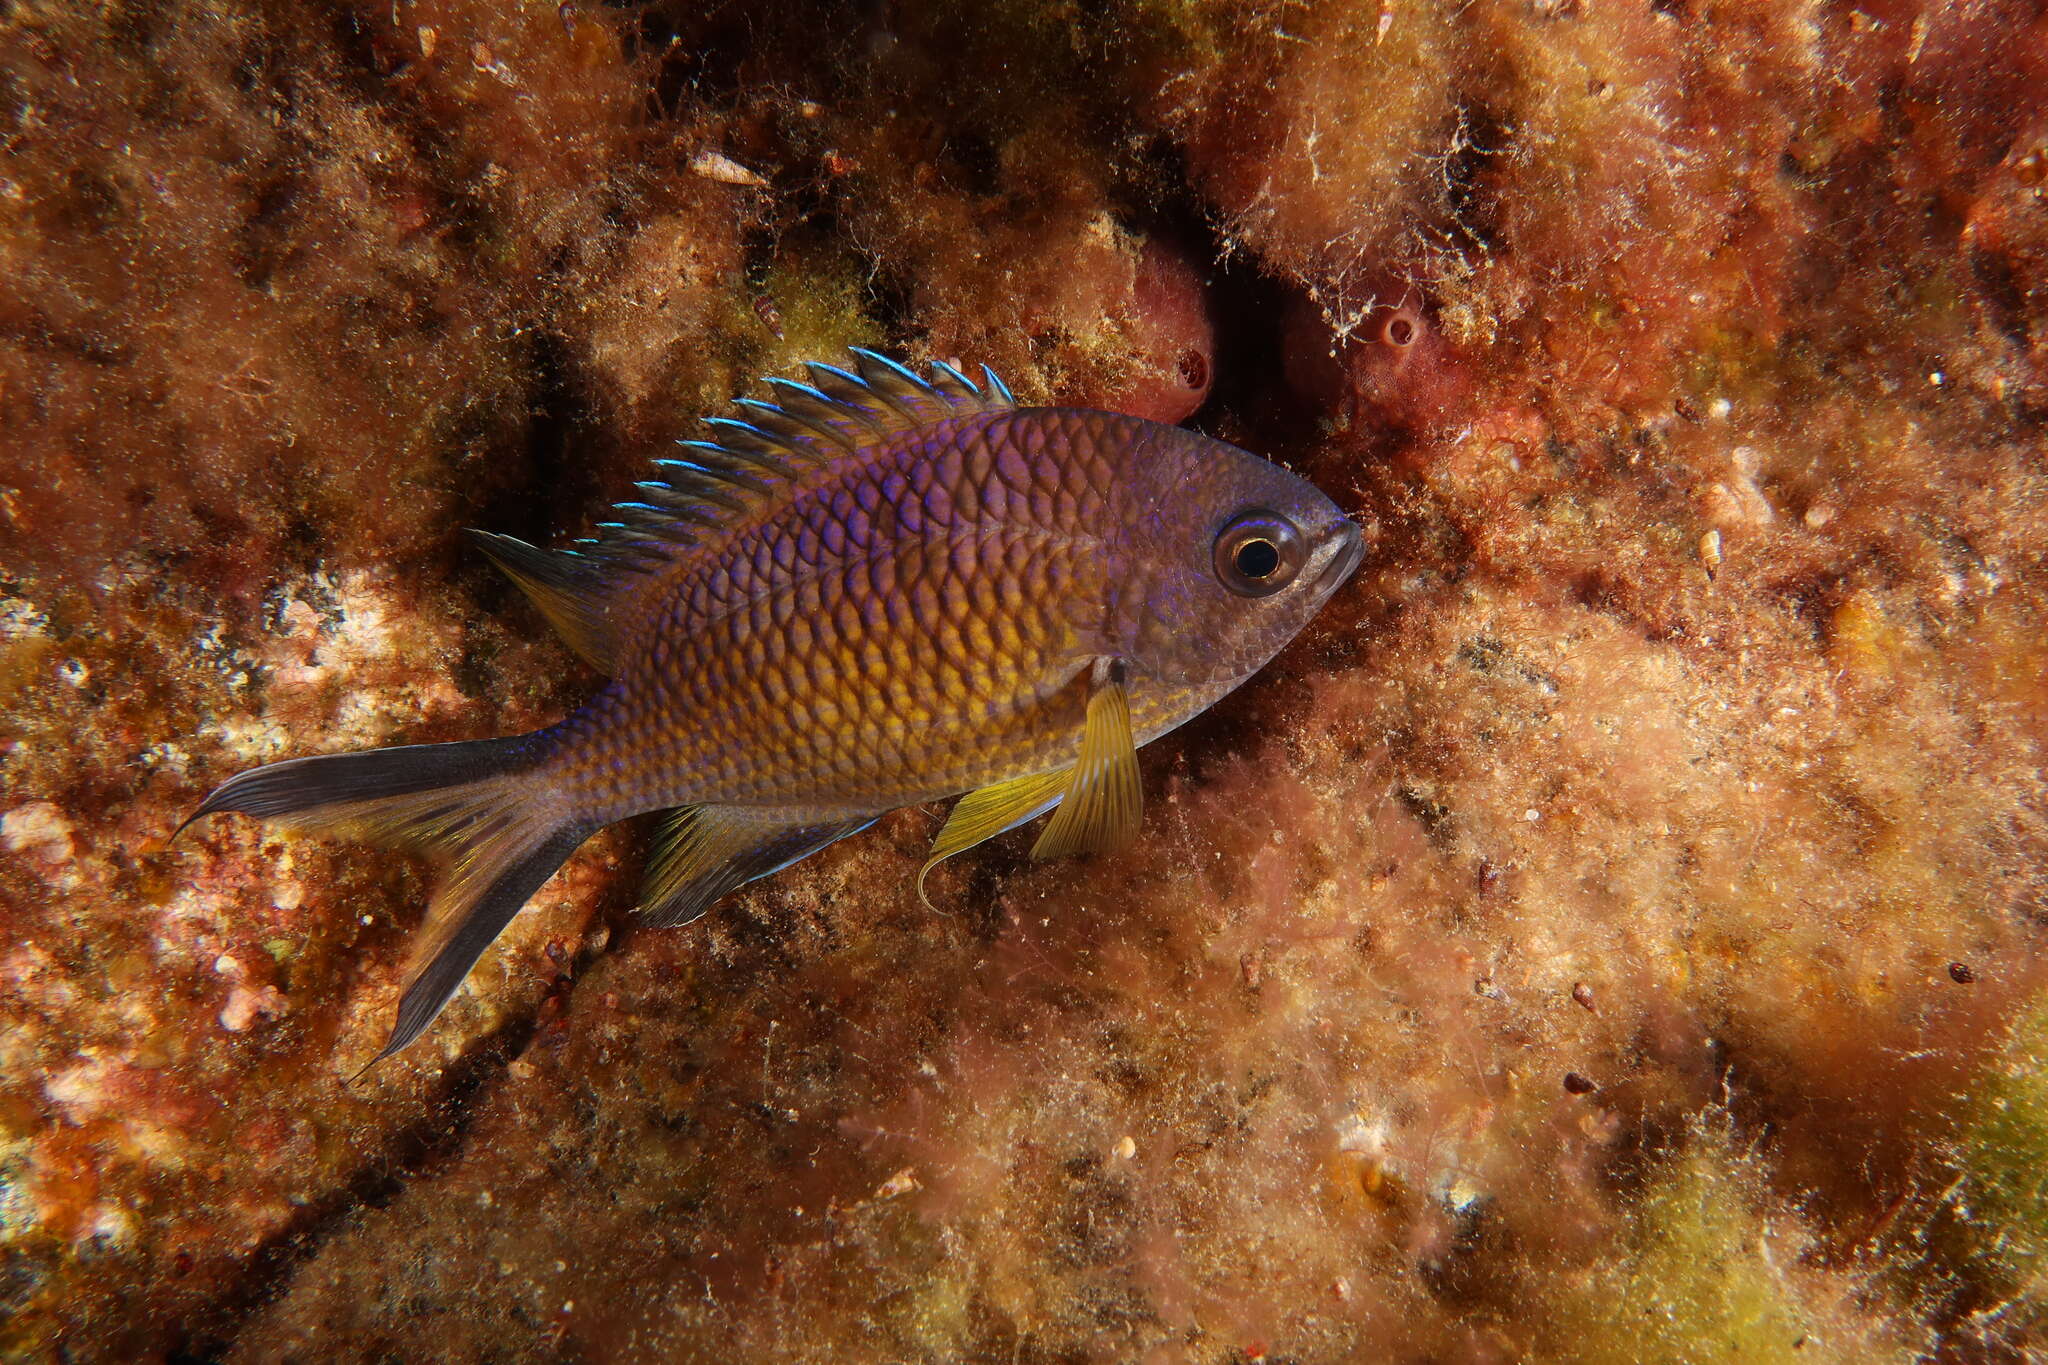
xmin=689 ymin=150 xmax=768 ymax=187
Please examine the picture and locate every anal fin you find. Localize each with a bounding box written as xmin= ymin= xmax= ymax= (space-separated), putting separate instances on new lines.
xmin=641 ymin=806 xmax=875 ymax=928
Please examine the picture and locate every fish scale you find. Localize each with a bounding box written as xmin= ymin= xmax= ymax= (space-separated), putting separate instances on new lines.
xmin=611 ymin=531 xmax=1091 ymax=807
xmin=183 ymin=348 xmax=1363 ymax=1060
xmin=612 ymin=426 xmax=1104 ymax=804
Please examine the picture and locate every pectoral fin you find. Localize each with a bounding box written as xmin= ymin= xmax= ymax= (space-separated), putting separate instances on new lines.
xmin=642 ymin=805 xmax=875 ymax=928
xmin=917 ymin=769 xmax=1071 ymax=907
xmin=1031 ymin=663 xmax=1142 ymax=862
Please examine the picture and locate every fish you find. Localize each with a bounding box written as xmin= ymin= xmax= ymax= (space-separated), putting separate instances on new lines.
xmin=181 ymin=349 xmax=1364 ymax=1061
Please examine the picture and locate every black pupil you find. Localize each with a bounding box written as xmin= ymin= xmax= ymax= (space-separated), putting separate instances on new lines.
xmin=1234 ymin=537 xmax=1281 ymax=579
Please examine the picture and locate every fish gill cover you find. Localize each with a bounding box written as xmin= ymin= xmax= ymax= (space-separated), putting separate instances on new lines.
xmin=0 ymin=1 xmax=2045 ymax=1361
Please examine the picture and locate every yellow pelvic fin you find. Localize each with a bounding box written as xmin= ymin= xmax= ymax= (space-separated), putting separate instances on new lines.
xmin=917 ymin=768 xmax=1070 ymax=909
xmin=643 ymin=805 xmax=873 ymax=928
xmin=1031 ymin=665 xmax=1142 ymax=862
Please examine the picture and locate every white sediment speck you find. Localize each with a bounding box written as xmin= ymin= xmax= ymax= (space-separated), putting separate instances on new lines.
xmin=220 ymin=983 xmax=284 ymax=1032
xmin=137 ymin=740 xmax=190 ymax=776
xmin=209 ymin=714 xmax=293 ymax=763
xmin=1704 ymin=445 xmax=1775 ymax=527
xmin=0 ymin=1155 xmax=39 ymax=1239
xmin=0 ymin=597 xmax=49 ymax=640
xmin=1335 ymin=1110 xmax=1392 ymax=1155
xmin=1438 ymin=1172 xmax=1486 ymax=1214
xmin=874 ymin=1167 xmax=921 ymax=1199
xmin=271 ymin=860 xmax=306 ymax=913
xmin=85 ymin=1202 xmax=138 ymax=1250
xmin=44 ymin=1050 xmax=116 ymax=1119
xmin=3 ymin=802 xmax=75 ymax=870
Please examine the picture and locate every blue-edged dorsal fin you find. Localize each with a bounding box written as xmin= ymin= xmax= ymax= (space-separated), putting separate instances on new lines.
xmin=476 ymin=350 xmax=1018 ymax=670
xmin=776 ymin=348 xmax=1016 ymax=446
xmin=577 ymin=348 xmax=1015 ymax=563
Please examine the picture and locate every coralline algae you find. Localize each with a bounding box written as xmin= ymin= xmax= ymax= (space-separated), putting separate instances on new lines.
xmin=2 ymin=1 xmax=2045 ymax=1360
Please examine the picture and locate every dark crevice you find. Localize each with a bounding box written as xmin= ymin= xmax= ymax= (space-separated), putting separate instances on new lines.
xmin=1442 ymin=100 xmax=1511 ymax=253
xmin=856 ymin=255 xmax=923 ymax=347
xmin=1970 ymin=246 xmax=2035 ymax=351
xmin=470 ymin=326 xmax=593 ymax=548
xmin=172 ymin=1013 xmax=549 ymax=1359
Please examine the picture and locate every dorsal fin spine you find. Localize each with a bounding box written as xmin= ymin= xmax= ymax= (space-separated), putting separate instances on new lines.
xmin=736 ymin=396 xmax=852 ymax=452
xmin=465 ymin=529 xmax=619 ymax=669
xmin=804 ymin=361 xmax=867 ymax=392
xmin=672 ymin=439 xmax=797 ymax=480
xmin=762 ymin=376 xmax=834 ymax=406
xmin=635 ymin=482 xmax=735 ymax=521
xmin=850 ymin=347 xmax=925 ymax=390
xmin=699 ymin=417 xmax=772 ymax=441
xmin=847 ymin=348 xmax=930 ymax=420
xmin=616 ymin=505 xmax=681 ymax=536
xmin=668 ymin=476 xmax=748 ymax=512
xmin=930 ymin=360 xmax=981 ymax=396
xmin=801 ymin=363 xmax=897 ymax=435
xmin=765 ymin=378 xmax=886 ymax=444
xmin=701 ymin=417 xmax=822 ymax=468
xmin=647 ymin=462 xmax=772 ymax=496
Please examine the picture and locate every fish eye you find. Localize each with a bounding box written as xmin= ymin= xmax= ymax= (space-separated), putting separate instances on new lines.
xmin=1235 ymin=538 xmax=1280 ymax=578
xmin=1213 ymin=510 xmax=1305 ymax=597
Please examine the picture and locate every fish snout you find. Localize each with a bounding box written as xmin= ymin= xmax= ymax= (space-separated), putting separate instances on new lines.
xmin=1315 ymin=520 xmax=1365 ymax=596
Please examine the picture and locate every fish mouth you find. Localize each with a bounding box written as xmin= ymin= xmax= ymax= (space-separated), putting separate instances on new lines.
xmin=1313 ymin=521 xmax=1365 ymax=595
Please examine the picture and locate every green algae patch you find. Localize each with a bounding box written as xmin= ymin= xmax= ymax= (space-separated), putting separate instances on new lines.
xmin=1540 ymin=1121 xmax=1922 ymax=1365
xmin=753 ymin=242 xmax=885 ymax=379
xmin=1961 ymin=997 xmax=2048 ymax=1310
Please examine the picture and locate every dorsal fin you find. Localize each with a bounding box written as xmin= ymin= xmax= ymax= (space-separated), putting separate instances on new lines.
xmin=470 ymin=349 xmax=1017 ymax=673
xmin=466 ymin=529 xmax=621 ymax=669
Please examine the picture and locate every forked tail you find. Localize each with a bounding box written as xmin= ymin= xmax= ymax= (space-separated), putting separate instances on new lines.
xmin=178 ymin=734 xmax=591 ymax=1065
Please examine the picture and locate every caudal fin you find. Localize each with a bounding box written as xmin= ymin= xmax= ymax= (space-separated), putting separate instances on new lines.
xmin=180 ymin=734 xmax=591 ymax=1064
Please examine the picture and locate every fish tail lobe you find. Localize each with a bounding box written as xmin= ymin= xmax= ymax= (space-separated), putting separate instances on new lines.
xmin=181 ymin=734 xmax=593 ymax=1065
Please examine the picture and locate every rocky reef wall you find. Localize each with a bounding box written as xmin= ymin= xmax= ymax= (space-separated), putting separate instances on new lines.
xmin=2 ymin=1 xmax=2046 ymax=1360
